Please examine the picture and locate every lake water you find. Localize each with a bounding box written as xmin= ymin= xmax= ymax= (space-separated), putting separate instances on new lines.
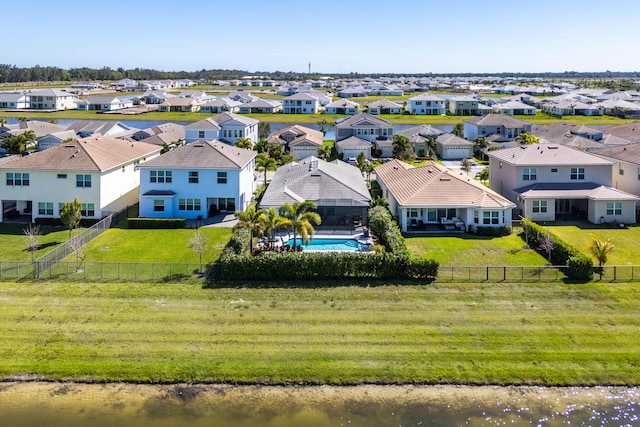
xmin=1 ymin=382 xmax=638 ymax=426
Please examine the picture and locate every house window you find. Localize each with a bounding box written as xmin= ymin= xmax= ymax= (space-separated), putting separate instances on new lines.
xmin=76 ymin=174 xmax=91 ymax=188
xmin=6 ymin=172 xmax=29 ymax=186
xmin=551 ymin=168 xmax=558 ymax=173
xmin=474 ymin=210 xmax=479 ymax=224
xmin=178 ymin=198 xmax=201 ymax=211
xmin=533 ymin=200 xmax=547 ymax=213
xmin=606 ymin=202 xmax=622 ymax=216
xmin=57 ymin=174 xmax=67 ymax=179
xmin=408 ymin=208 xmax=419 ymax=218
xmin=619 ymin=163 xmax=625 ymax=175
xmin=150 ymin=170 xmax=172 ymax=183
xmin=198 ymin=131 xmax=205 ymax=139
xmin=570 ymin=167 xmax=585 ymax=180
xmin=482 ymin=211 xmax=500 ymax=225
xmin=81 ymin=203 xmax=95 ymax=217
xmin=427 ymin=208 xmax=437 ymax=222
xmin=522 ymin=168 xmax=537 ymax=181
xmin=154 ymin=199 xmax=164 ymax=212
xmin=217 ymin=171 xmax=227 ymax=184
xmin=38 ymin=202 xmax=53 ymax=216
xmin=188 ymin=171 xmax=199 ymax=183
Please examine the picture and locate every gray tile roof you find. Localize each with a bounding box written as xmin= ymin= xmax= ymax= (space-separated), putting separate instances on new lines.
xmin=488 ymin=143 xmax=612 ymax=166
xmin=260 ymin=156 xmax=371 ymax=207
xmin=514 ymin=182 xmax=638 ymax=201
xmin=139 ymin=140 xmax=255 ymax=169
xmin=465 ymin=114 xmax=532 ymax=127
xmin=436 ymin=133 xmax=473 ymax=146
xmin=335 ymin=113 xmax=392 ymax=129
xmin=592 ymin=142 xmax=640 ymax=164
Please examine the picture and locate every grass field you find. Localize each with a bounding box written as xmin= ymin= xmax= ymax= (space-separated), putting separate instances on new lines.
xmin=405 ymin=230 xmax=548 ymax=265
xmin=1 ymin=281 xmax=639 ymax=385
xmin=79 ymin=227 xmax=233 ymax=263
xmin=547 ymin=222 xmax=640 ymax=265
xmin=0 ymin=224 xmax=71 ymax=261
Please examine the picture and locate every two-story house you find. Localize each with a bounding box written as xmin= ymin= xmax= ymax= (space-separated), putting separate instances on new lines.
xmin=407 ymin=93 xmax=447 ymax=115
xmin=335 ymin=113 xmax=393 ymax=157
xmin=488 ymin=144 xmax=638 ymax=224
xmin=282 ymin=92 xmax=322 ymax=114
xmin=138 ymin=141 xmax=256 ymax=219
xmin=185 ymin=113 xmax=259 ymax=145
xmin=28 ymin=89 xmax=77 ymax=110
xmin=0 ymin=136 xmax=160 ymax=222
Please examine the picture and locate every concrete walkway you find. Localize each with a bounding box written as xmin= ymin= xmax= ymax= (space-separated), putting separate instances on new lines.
xmin=187 ymin=213 xmax=238 ymax=228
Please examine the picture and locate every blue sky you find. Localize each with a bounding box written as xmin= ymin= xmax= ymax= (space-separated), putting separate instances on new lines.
xmin=6 ymin=0 xmax=640 ymax=73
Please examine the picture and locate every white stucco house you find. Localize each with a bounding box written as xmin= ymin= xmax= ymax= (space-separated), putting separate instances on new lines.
xmin=0 ymin=136 xmax=160 ymax=222
xmin=407 ymin=93 xmax=447 ymax=115
xmin=28 ymin=89 xmax=77 ymax=110
xmin=185 ymin=112 xmax=259 ymax=145
xmin=138 ymin=141 xmax=256 ymax=219
xmin=76 ymin=96 xmax=134 ymax=111
xmin=282 ymin=92 xmax=321 ymax=114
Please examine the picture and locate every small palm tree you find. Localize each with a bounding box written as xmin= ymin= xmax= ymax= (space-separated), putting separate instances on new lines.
xmin=255 ymin=153 xmax=277 ymax=185
xmin=279 ymin=201 xmax=321 ymax=251
xmin=585 ymin=234 xmax=614 ymax=280
xmin=262 ymin=207 xmax=291 ymax=250
xmin=317 ymin=144 xmax=332 ymax=161
xmin=392 ymin=134 xmax=413 ymax=160
xmin=235 ymin=137 xmax=253 ymax=149
xmin=233 ymin=204 xmax=266 ymax=255
xmin=476 ymin=167 xmax=489 ymax=184
xmin=460 ymin=158 xmax=472 ymax=175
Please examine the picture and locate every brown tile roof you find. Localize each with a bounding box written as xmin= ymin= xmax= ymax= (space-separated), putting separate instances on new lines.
xmin=0 ymin=135 xmax=160 ymax=172
xmin=139 ymin=140 xmax=255 ymax=169
xmin=604 ymin=121 xmax=640 ymax=143
xmin=267 ymin=125 xmax=323 ymax=147
xmin=375 ymin=159 xmax=514 ymax=209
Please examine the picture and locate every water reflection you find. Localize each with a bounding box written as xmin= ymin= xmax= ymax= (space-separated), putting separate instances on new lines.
xmin=1 ymin=382 xmax=638 ymax=426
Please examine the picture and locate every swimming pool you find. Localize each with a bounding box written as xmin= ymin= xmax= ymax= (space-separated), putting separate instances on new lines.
xmin=291 ymin=237 xmax=368 ymax=252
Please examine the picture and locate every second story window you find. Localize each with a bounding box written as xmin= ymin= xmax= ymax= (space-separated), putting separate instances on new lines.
xmin=150 ymin=170 xmax=172 ymax=183
xmin=6 ymin=172 xmax=29 ymax=186
xmin=198 ymin=131 xmax=205 ymax=139
xmin=217 ymin=171 xmax=227 ymax=184
xmin=619 ymin=163 xmax=625 ymax=176
xmin=522 ymin=168 xmax=537 ymax=181
xmin=76 ymin=174 xmax=91 ymax=188
xmin=570 ymin=167 xmax=585 ymax=180
xmin=189 ymin=171 xmax=199 ymax=183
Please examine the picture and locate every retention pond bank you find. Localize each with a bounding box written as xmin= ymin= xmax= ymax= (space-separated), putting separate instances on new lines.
xmin=2 ymin=382 xmax=638 ymax=426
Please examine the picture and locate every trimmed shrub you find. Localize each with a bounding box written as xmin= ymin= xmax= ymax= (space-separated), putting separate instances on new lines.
xmin=222 ymin=227 xmax=250 ymax=257
xmin=35 ymin=218 xmax=100 ymax=227
xmin=474 ymin=225 xmax=512 ymax=236
xmin=368 ymin=205 xmax=409 ymax=257
xmin=521 ymin=220 xmax=593 ymax=280
xmin=127 ymin=218 xmax=186 ymax=229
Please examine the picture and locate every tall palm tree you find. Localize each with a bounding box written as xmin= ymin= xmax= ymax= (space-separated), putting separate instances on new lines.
xmin=585 ymin=233 xmax=614 ymax=280
xmin=473 ymin=136 xmax=489 ymax=160
xmin=255 ymin=153 xmax=277 ymax=186
xmin=279 ymin=201 xmax=321 ymax=251
xmin=233 ymin=204 xmax=266 ymax=255
xmin=392 ymin=134 xmax=413 ymax=160
xmin=262 ymin=207 xmax=291 ymax=251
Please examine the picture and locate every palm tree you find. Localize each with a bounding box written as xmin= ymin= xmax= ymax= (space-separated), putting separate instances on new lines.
xmin=0 ymin=118 xmax=7 ymax=129
xmin=233 ymin=204 xmax=266 ymax=255
xmin=255 ymin=153 xmax=277 ymax=185
xmin=425 ymin=135 xmax=437 ymax=159
xmin=476 ymin=166 xmax=489 ymax=184
xmin=317 ymin=144 xmax=332 ymax=161
xmin=262 ymin=207 xmax=291 ymax=251
xmin=392 ymin=134 xmax=413 ymax=160
xmin=473 ymin=136 xmax=489 ymax=160
xmin=585 ymin=233 xmax=614 ymax=280
xmin=279 ymin=201 xmax=321 ymax=251
xmin=235 ymin=137 xmax=253 ymax=149
xmin=460 ymin=158 xmax=472 ymax=175
xmin=451 ymin=123 xmax=464 ymax=137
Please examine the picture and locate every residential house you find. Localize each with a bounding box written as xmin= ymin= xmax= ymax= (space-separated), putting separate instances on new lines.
xmin=184 ymin=112 xmax=259 ymax=145
xmin=335 ymin=136 xmax=372 ymax=160
xmin=375 ymin=159 xmax=515 ymax=232
xmin=488 ymin=144 xmax=638 ymax=224
xmin=200 ymin=97 xmax=242 ymax=114
xmin=66 ymin=120 xmax=139 ymax=139
xmin=228 ymin=91 xmax=259 ymax=104
xmin=158 ymin=97 xmax=202 ymax=113
xmin=0 ymin=93 xmax=29 ymax=109
xmin=0 ymin=136 xmax=160 ymax=222
xmin=36 ymin=130 xmax=78 ymax=150
xmin=491 ymin=100 xmax=537 ymax=115
xmin=407 ymin=93 xmax=447 ymax=115
xmin=464 ymin=114 xmax=532 ymax=141
xmin=282 ymin=92 xmax=321 ymax=114
xmin=448 ymin=95 xmax=485 ymax=115
xmin=143 ymin=90 xmax=173 ymax=105
xmin=603 ymin=121 xmax=640 ymax=143
xmin=76 ymin=96 xmax=134 ymax=111
xmin=259 ymin=156 xmax=371 ymax=226
xmin=531 ymin=123 xmax=614 ymax=151
xmin=435 ymin=133 xmax=474 ymax=160
xmin=335 ymin=113 xmax=394 ymax=158
xmin=542 ymin=100 xmax=604 ymax=116
xmin=1 ymin=120 xmax=67 ymax=139
xmin=131 ymin=123 xmax=185 ymax=147
xmin=28 ymin=89 xmax=77 ymax=110
xmin=394 ymin=124 xmax=444 ymax=156
xmin=324 ymin=99 xmax=360 ymax=115
xmin=592 ymin=143 xmax=640 ymax=203
xmin=138 ymin=141 xmax=256 ymax=219
xmin=237 ymin=99 xmax=282 ymax=114
xmin=267 ymin=125 xmax=324 ymax=160
xmin=367 ymin=99 xmax=403 ymax=115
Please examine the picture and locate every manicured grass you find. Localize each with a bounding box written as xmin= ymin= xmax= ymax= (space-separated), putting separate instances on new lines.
xmin=1 ymin=281 xmax=639 ymax=385
xmin=547 ymin=222 xmax=640 ymax=265
xmin=80 ymin=227 xmax=233 ymax=263
xmin=406 ymin=230 xmax=548 ymax=265
xmin=0 ymin=224 xmax=70 ymax=261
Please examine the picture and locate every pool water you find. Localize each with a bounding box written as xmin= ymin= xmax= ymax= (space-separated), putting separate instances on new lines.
xmin=292 ymin=238 xmax=367 ymax=252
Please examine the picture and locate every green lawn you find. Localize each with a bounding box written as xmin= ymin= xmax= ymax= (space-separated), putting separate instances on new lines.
xmin=0 ymin=224 xmax=70 ymax=261
xmin=80 ymin=227 xmax=233 ymax=263
xmin=547 ymin=222 xmax=640 ymax=265
xmin=406 ymin=230 xmax=548 ymax=265
xmin=1 ymin=281 xmax=639 ymax=385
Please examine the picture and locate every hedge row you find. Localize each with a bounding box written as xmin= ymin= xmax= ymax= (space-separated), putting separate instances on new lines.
xmin=215 ymin=252 xmax=438 ymax=281
xmin=368 ymin=206 xmax=409 ymax=256
xmin=522 ymin=220 xmax=593 ymax=280
xmin=127 ymin=218 xmax=187 ymax=229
